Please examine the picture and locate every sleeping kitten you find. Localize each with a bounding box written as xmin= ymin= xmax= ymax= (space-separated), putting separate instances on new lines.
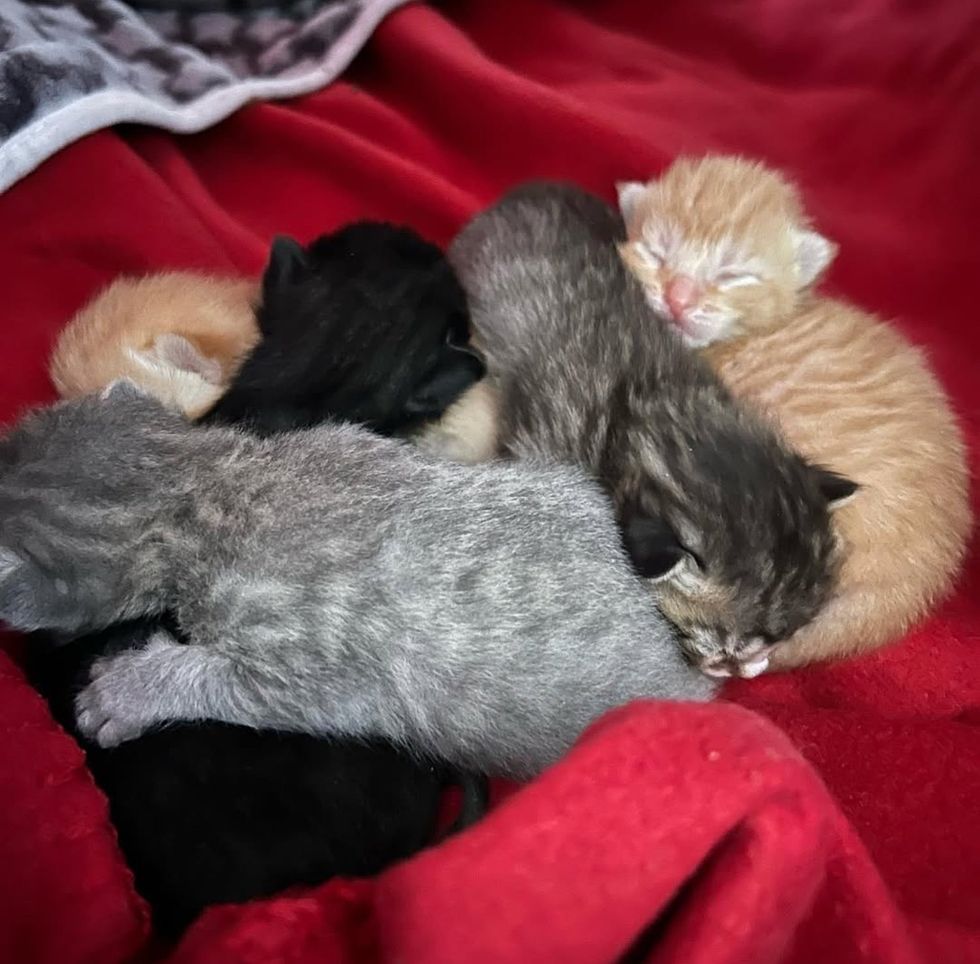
xmin=433 ymin=182 xmax=854 ymax=678
xmin=617 ymin=155 xmax=971 ymax=669
xmin=30 ymin=228 xmax=489 ymax=933
xmin=50 ymin=272 xmax=260 ymax=419
xmin=1 ymin=385 xmax=715 ymax=778
xmin=201 ymin=224 xmax=484 ymax=435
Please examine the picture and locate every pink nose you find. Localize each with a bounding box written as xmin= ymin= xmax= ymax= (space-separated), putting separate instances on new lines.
xmin=665 ymin=275 xmax=699 ymax=319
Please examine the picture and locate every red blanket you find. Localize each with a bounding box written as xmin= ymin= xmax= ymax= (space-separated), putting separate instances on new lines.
xmin=0 ymin=2 xmax=977 ymax=962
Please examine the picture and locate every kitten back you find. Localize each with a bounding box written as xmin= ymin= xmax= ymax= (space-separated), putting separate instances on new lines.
xmin=50 ymin=272 xmax=260 ymax=419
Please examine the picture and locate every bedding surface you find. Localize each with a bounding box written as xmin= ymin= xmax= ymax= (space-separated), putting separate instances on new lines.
xmin=0 ymin=1 xmax=977 ymax=962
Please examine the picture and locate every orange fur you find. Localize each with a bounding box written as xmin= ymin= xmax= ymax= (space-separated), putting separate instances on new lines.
xmin=50 ymin=273 xmax=260 ymax=419
xmin=619 ymin=156 xmax=836 ymax=346
xmin=620 ymin=156 xmax=971 ymax=669
xmin=414 ymin=379 xmax=501 ymax=464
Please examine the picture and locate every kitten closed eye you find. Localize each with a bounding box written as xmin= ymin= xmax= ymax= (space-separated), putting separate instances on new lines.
xmin=715 ymin=271 xmax=762 ymax=290
xmin=637 ymin=243 xmax=664 ymax=267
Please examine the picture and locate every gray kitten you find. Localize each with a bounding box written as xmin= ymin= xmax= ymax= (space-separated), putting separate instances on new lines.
xmin=0 ymin=385 xmax=715 ymax=778
xmin=437 ymin=182 xmax=856 ymax=678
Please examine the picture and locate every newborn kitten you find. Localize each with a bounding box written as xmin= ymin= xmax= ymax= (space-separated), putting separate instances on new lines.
xmin=24 ymin=618 xmax=471 ymax=937
xmin=437 ymin=182 xmax=854 ymax=677
xmin=201 ymin=224 xmax=484 ymax=435
xmin=0 ymin=386 xmax=714 ymax=778
xmin=30 ymin=228 xmax=489 ymax=932
xmin=50 ymin=272 xmax=260 ymax=419
xmin=618 ymin=155 xmax=971 ymax=669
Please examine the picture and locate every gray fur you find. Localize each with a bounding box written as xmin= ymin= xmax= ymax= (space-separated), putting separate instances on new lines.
xmin=448 ymin=182 xmax=846 ymax=672
xmin=0 ymin=384 xmax=715 ymax=777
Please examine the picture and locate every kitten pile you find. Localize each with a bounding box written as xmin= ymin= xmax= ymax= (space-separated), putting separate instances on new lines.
xmin=2 ymin=158 xmax=968 ymax=935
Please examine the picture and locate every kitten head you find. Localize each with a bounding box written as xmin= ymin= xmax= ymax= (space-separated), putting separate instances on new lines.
xmin=611 ymin=395 xmax=856 ymax=677
xmin=0 ymin=383 xmax=182 ymax=633
xmin=617 ymin=156 xmax=837 ymax=347
xmin=235 ymin=226 xmax=484 ymax=435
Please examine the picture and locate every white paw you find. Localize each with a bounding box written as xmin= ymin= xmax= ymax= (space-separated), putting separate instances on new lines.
xmin=738 ymin=654 xmax=770 ymax=679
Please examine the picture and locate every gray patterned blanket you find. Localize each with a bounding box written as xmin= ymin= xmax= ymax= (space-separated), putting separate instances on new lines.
xmin=0 ymin=0 xmax=410 ymax=193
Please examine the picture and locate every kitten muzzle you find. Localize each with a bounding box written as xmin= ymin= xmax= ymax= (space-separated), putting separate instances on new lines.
xmin=699 ymin=653 xmax=770 ymax=679
xmin=695 ymin=637 xmax=772 ymax=679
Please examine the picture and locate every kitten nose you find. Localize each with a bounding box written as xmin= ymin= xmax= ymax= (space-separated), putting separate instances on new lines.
xmin=665 ymin=275 xmax=699 ymax=318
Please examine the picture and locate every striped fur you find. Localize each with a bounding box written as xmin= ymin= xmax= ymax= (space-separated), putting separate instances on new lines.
xmin=443 ymin=182 xmax=850 ymax=677
xmin=0 ymin=385 xmax=713 ymax=777
xmin=50 ymin=272 xmax=260 ymax=418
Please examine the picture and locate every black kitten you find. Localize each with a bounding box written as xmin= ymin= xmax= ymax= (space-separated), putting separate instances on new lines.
xmin=25 ymin=624 xmax=485 ymax=937
xmin=27 ymin=224 xmax=489 ymax=938
xmin=202 ymin=222 xmax=485 ymax=436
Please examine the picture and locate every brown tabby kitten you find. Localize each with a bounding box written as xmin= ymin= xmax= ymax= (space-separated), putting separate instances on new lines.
xmin=427 ymin=182 xmax=854 ymax=680
xmin=618 ymin=155 xmax=971 ymax=670
xmin=50 ymin=273 xmax=260 ymax=419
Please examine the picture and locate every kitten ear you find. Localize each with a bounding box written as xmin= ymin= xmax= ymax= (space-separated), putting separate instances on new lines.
xmin=616 ymin=181 xmax=648 ymax=227
xmin=264 ymin=235 xmax=309 ymax=292
xmin=792 ymin=228 xmax=837 ymax=287
xmin=404 ymin=347 xmax=486 ymax=419
xmin=100 ymin=377 xmax=148 ymax=401
xmin=620 ymin=513 xmax=688 ymax=581
xmin=150 ymin=334 xmax=224 ymax=385
xmin=813 ymin=467 xmax=859 ymax=509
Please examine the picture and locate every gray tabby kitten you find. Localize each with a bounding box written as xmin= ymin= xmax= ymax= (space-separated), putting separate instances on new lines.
xmin=431 ymin=183 xmax=856 ymax=678
xmin=0 ymin=385 xmax=715 ymax=778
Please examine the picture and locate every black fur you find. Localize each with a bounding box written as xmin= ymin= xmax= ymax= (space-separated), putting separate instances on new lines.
xmin=27 ymin=224 xmax=490 ymax=937
xmin=202 ymin=222 xmax=485 ymax=436
xmin=24 ymin=624 xmax=482 ymax=937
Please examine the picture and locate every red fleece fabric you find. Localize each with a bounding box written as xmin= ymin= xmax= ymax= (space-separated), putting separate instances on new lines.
xmin=0 ymin=2 xmax=978 ymax=962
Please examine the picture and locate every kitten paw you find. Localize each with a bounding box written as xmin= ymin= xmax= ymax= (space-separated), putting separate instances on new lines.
xmin=75 ymin=682 xmax=151 ymax=747
xmin=74 ymin=641 xmax=176 ymax=747
xmin=737 ymin=654 xmax=770 ymax=678
xmin=74 ymin=692 xmax=148 ymax=748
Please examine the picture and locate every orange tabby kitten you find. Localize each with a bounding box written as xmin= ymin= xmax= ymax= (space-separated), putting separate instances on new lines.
xmin=50 ymin=272 xmax=260 ymax=419
xmin=618 ymin=155 xmax=971 ymax=671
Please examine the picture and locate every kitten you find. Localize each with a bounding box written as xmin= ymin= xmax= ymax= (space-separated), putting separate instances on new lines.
xmin=24 ymin=619 xmax=473 ymax=937
xmin=31 ymin=228 xmax=489 ymax=932
xmin=0 ymin=385 xmax=715 ymax=778
xmin=50 ymin=272 xmax=260 ymax=419
xmin=618 ymin=155 xmax=971 ymax=669
xmin=434 ymin=182 xmax=855 ymax=678
xmin=201 ymin=224 xmax=485 ymax=435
